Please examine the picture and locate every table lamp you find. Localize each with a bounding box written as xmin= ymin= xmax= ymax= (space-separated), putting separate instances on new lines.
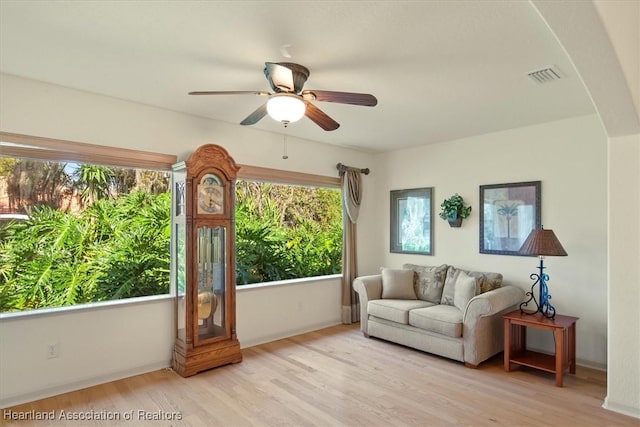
xmin=518 ymin=227 xmax=567 ymax=319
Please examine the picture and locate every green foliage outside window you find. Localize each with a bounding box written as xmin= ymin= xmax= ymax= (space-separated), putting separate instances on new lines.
xmin=0 ymin=192 xmax=171 ymax=312
xmin=235 ymin=180 xmax=343 ymax=285
xmin=0 ymin=161 xmax=343 ymax=312
xmin=0 ymin=159 xmax=171 ymax=313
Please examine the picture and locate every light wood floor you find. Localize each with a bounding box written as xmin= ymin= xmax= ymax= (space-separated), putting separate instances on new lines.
xmin=2 ymin=324 xmax=637 ymax=427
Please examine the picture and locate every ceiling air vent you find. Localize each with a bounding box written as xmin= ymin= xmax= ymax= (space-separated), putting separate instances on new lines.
xmin=528 ymin=67 xmax=561 ymax=84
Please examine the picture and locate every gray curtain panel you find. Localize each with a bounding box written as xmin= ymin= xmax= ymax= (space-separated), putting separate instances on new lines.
xmin=343 ymin=169 xmax=362 ymax=223
xmin=341 ymin=168 xmax=362 ymax=324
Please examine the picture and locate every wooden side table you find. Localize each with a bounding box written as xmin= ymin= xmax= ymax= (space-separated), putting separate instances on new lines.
xmin=503 ymin=310 xmax=578 ymax=387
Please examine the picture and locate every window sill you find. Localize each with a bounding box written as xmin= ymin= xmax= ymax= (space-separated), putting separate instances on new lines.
xmin=0 ymin=294 xmax=173 ymax=322
xmin=236 ymin=274 xmax=342 ymax=292
xmin=0 ymin=274 xmax=344 ymax=320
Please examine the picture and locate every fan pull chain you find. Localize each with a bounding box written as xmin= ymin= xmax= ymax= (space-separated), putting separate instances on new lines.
xmin=282 ymin=132 xmax=288 ymax=160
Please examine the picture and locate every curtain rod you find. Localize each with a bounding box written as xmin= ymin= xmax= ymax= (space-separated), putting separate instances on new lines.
xmin=336 ymin=163 xmax=370 ymax=175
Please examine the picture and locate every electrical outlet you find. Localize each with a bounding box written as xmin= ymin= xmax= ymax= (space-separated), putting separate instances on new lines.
xmin=46 ymin=343 xmax=59 ymax=359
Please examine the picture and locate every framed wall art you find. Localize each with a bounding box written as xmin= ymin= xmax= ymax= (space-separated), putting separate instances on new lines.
xmin=479 ymin=181 xmax=541 ymax=255
xmin=390 ymin=187 xmax=433 ymax=255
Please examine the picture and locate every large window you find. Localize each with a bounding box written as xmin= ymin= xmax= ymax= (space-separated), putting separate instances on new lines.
xmin=235 ymin=166 xmax=343 ymax=285
xmin=0 ymin=135 xmax=343 ymax=311
xmin=0 ymin=132 xmax=176 ymax=313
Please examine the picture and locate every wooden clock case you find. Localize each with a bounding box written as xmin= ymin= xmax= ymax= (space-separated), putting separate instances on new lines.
xmin=171 ymin=144 xmax=242 ymax=377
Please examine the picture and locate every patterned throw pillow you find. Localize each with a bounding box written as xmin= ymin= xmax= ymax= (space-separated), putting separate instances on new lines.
xmin=403 ymin=264 xmax=448 ymax=304
xmin=480 ymin=272 xmax=503 ymax=293
xmin=381 ymin=268 xmax=417 ymax=300
xmin=441 ymin=266 xmax=504 ymax=305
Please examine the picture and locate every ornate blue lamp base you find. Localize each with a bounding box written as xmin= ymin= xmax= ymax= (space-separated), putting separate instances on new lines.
xmin=520 ymin=257 xmax=556 ymax=319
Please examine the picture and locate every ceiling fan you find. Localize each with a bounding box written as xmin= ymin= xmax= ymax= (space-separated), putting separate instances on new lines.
xmin=189 ymin=62 xmax=377 ymax=131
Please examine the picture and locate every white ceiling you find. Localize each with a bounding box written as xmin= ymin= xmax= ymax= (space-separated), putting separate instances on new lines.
xmin=0 ymin=1 xmax=596 ymax=153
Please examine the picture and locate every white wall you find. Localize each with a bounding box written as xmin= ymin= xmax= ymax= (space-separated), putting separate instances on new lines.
xmin=237 ymin=277 xmax=342 ymax=348
xmin=0 ymin=73 xmax=370 ymax=408
xmin=605 ymin=133 xmax=640 ymax=418
xmin=0 ymin=297 xmax=174 ymax=408
xmin=366 ymin=114 xmax=609 ymax=367
xmin=593 ymin=0 xmax=640 ymax=125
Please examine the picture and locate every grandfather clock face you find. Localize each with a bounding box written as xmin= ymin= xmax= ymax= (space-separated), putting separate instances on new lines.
xmin=197 ymin=174 xmax=224 ymax=214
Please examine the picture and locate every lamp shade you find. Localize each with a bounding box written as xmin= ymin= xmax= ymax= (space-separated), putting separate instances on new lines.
xmin=266 ymin=93 xmax=306 ymax=123
xmin=519 ymin=228 xmax=568 ymax=256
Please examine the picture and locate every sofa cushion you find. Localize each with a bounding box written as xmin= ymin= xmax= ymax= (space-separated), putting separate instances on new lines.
xmin=381 ymin=268 xmax=417 ymax=300
xmin=453 ymin=271 xmax=476 ymax=312
xmin=368 ymin=299 xmax=434 ymax=324
xmin=403 ymin=263 xmax=448 ymax=303
xmin=409 ymin=305 xmax=463 ymax=338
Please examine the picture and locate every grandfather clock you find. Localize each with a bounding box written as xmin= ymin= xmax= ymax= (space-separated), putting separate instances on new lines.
xmin=171 ymin=144 xmax=242 ymax=377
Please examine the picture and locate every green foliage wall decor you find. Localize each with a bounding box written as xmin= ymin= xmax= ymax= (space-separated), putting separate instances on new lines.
xmin=438 ymin=193 xmax=472 ymax=221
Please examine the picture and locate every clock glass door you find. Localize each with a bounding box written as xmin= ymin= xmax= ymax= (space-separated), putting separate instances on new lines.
xmin=195 ymin=225 xmax=227 ymax=343
xmin=171 ymin=169 xmax=188 ymax=345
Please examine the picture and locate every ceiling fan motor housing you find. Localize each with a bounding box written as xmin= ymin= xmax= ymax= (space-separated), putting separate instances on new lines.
xmin=264 ymin=62 xmax=310 ymax=93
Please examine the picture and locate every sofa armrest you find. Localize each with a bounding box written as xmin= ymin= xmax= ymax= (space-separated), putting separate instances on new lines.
xmin=462 ymin=285 xmax=525 ymax=366
xmin=353 ymin=275 xmax=383 ymax=334
xmin=464 ymin=285 xmax=525 ymax=323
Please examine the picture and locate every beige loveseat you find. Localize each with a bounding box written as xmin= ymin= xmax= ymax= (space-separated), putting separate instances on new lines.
xmin=353 ymin=264 xmax=524 ymax=367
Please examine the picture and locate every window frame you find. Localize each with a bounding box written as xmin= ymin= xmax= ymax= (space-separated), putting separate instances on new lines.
xmin=237 ymin=164 xmax=340 ymax=188
xmin=235 ymin=164 xmax=343 ymax=286
xmin=0 ymin=132 xmax=176 ymax=169
xmin=0 ymin=131 xmax=177 ymax=315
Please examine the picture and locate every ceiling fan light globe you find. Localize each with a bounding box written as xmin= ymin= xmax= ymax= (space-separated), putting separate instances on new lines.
xmin=267 ymin=94 xmax=306 ymax=123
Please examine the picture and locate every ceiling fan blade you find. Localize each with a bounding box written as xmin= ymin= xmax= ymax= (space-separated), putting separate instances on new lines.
xmin=188 ymin=90 xmax=270 ymax=96
xmin=302 ymin=90 xmax=377 ymax=106
xmin=240 ymin=102 xmax=268 ymax=126
xmin=304 ymin=102 xmax=340 ymax=131
xmin=264 ymin=62 xmax=295 ymax=92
